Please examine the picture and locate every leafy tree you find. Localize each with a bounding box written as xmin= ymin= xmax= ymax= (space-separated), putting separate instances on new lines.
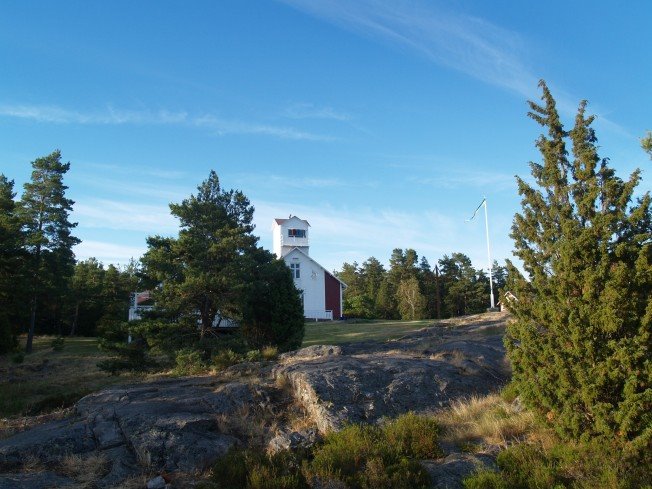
xmin=241 ymin=252 xmax=304 ymax=351
xmin=18 ymin=151 xmax=79 ymax=353
xmin=397 ymin=276 xmax=426 ymax=320
xmin=506 ymin=81 xmax=651 ymax=447
xmin=0 ymin=175 xmax=24 ymax=353
xmin=141 ymin=171 xmax=258 ymax=340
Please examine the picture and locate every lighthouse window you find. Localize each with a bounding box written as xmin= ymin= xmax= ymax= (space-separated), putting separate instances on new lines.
xmin=290 ymin=263 xmax=301 ymax=279
xmin=288 ymin=229 xmax=306 ymax=238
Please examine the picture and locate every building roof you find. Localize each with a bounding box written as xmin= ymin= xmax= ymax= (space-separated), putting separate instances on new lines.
xmin=274 ymin=216 xmax=311 ymax=226
xmin=283 ymin=247 xmax=347 ymax=287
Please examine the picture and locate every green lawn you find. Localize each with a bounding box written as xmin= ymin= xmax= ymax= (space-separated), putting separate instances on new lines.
xmin=302 ymin=319 xmax=435 ymax=346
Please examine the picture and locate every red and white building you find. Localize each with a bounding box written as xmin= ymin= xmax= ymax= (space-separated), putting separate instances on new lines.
xmin=273 ymin=216 xmax=346 ymax=321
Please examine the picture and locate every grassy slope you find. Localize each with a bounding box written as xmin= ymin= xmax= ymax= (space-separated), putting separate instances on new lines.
xmin=302 ymin=319 xmax=434 ymax=346
xmin=0 ymin=336 xmax=136 ymax=419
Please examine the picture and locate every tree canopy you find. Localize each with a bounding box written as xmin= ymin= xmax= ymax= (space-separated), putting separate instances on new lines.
xmin=505 ymin=81 xmax=651 ymax=448
xmin=139 ymin=170 xmax=304 ymax=355
xmin=18 ymin=151 xmax=80 ymax=352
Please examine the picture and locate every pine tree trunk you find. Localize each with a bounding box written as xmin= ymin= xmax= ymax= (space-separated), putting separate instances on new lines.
xmin=26 ymin=297 xmax=37 ymax=353
xmin=69 ymin=302 xmax=79 ymax=336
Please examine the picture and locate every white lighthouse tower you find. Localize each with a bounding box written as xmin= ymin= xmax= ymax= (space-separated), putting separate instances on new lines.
xmin=272 ymin=215 xmax=310 ymax=258
xmin=272 ymin=215 xmax=346 ymax=321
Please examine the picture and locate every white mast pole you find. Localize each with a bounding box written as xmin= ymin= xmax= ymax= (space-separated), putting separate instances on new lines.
xmin=483 ymin=198 xmax=496 ymax=309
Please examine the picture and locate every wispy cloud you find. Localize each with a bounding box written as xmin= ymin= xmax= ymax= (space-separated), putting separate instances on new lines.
xmin=74 ymin=240 xmax=146 ymax=265
xmin=280 ymin=1 xmax=635 ymax=139
xmin=83 ymin=161 xmax=189 ymax=180
xmin=191 ymin=114 xmax=333 ymax=141
xmin=0 ymin=103 xmax=333 ymax=141
xmin=73 ymin=199 xmax=177 ymax=233
xmin=280 ymin=0 xmax=538 ymax=98
xmin=283 ymin=103 xmax=352 ymax=121
xmin=407 ymin=168 xmax=516 ymax=191
xmin=231 ymin=172 xmax=378 ymax=190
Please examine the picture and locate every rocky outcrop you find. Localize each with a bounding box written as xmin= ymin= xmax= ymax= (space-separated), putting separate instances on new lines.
xmin=422 ymin=453 xmax=497 ymax=489
xmin=274 ymin=318 xmax=509 ymax=432
xmin=0 ymin=313 xmax=511 ymax=488
xmin=0 ymin=377 xmax=259 ymax=487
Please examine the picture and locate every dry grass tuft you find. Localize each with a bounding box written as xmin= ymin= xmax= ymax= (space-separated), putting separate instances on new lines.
xmin=435 ymin=393 xmax=536 ymax=448
xmin=21 ymin=454 xmax=46 ymax=473
xmin=261 ymin=346 xmax=279 ymax=361
xmin=111 ymin=474 xmax=150 ymax=489
xmin=59 ymin=453 xmax=109 ymax=484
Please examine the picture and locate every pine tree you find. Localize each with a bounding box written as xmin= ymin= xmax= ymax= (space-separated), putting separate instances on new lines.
xmin=0 ymin=175 xmax=24 ymax=353
xmin=141 ymin=171 xmax=258 ymax=339
xmin=18 ymin=151 xmax=79 ymax=353
xmin=506 ymin=81 xmax=651 ymax=447
xmin=438 ymin=253 xmax=486 ymax=317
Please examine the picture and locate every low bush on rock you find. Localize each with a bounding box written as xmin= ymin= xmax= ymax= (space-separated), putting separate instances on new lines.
xmin=463 ymin=439 xmax=651 ymax=489
xmin=207 ymin=413 xmax=440 ymax=489
xmin=208 ymin=447 xmax=309 ymax=489
xmin=174 ymin=348 xmax=206 ymax=375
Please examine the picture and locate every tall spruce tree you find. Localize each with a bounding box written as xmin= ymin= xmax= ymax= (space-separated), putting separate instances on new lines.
xmin=506 ymin=81 xmax=651 ymax=447
xmin=19 ymin=151 xmax=79 ymax=353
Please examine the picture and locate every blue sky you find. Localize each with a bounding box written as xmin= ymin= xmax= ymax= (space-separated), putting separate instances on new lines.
xmin=1 ymin=1 xmax=650 ymax=273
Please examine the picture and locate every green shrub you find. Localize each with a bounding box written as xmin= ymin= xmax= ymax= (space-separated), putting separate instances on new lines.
xmin=212 ymin=349 xmax=243 ymax=371
xmin=241 ymin=259 xmax=305 ymax=352
xmin=97 ymin=340 xmax=150 ymax=375
xmin=382 ymin=413 xmax=443 ymax=459
xmin=11 ymin=351 xmax=25 ymax=364
xmin=463 ymin=439 xmax=652 ymax=489
xmin=499 ymin=383 xmax=519 ymax=403
xmin=174 ymin=348 xmax=206 ymax=375
xmin=245 ymin=349 xmax=262 ymax=362
xmin=51 ymin=336 xmax=65 ymax=351
xmin=210 ymin=448 xmax=308 ymax=489
xmin=310 ymin=424 xmax=384 ymax=483
xmin=463 ymin=470 xmax=508 ymax=489
xmin=308 ymin=422 xmax=432 ymax=488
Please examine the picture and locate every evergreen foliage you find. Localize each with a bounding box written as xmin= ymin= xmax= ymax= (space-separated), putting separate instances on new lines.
xmin=141 ymin=170 xmax=258 ymax=339
xmin=642 ymin=130 xmax=652 ymax=159
xmin=338 ymin=249 xmax=497 ymax=320
xmin=105 ymin=170 xmax=307 ymax=370
xmin=505 ymin=81 xmax=651 ymax=447
xmin=18 ymin=151 xmax=80 ymax=352
xmin=241 ymin=253 xmax=305 ymax=351
xmin=0 ymin=175 xmax=23 ymax=353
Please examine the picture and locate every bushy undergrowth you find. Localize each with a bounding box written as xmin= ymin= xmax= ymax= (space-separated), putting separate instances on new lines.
xmin=207 ymin=413 xmax=439 ymax=489
xmin=50 ymin=336 xmax=65 ymax=351
xmin=464 ymin=439 xmax=652 ymax=489
xmin=97 ymin=316 xmax=281 ymax=376
xmin=309 ymin=420 xmax=432 ymax=489
xmin=211 ymin=448 xmax=309 ymax=489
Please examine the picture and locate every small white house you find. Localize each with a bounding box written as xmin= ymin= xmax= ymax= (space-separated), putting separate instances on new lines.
xmin=273 ymin=216 xmax=346 ymax=321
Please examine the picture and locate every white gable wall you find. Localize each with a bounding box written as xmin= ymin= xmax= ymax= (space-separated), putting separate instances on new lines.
xmin=283 ymin=248 xmax=326 ymax=318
